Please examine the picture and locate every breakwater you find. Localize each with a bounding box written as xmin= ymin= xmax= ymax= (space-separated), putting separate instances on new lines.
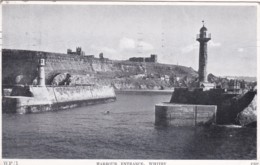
xmin=3 ymin=85 xmax=116 ymax=114
xmin=155 ymin=103 xmax=217 ymax=126
xmin=165 ymin=88 xmax=257 ymax=125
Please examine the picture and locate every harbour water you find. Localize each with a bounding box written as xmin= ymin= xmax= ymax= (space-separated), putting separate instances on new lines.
xmin=2 ymin=93 xmax=256 ymax=159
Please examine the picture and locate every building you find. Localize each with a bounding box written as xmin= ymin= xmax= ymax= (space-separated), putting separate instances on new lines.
xmin=228 ymin=79 xmax=241 ymax=93
xmin=129 ymin=54 xmax=158 ymax=63
xmin=145 ymin=54 xmax=157 ymax=62
xmin=129 ymin=57 xmax=145 ymax=62
xmin=200 ymin=82 xmax=216 ymax=91
xmin=67 ymin=47 xmax=85 ymax=56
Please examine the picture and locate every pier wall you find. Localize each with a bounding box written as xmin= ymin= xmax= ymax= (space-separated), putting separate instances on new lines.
xmin=2 ymin=49 xmax=114 ymax=85
xmin=2 ymin=50 xmax=39 ymax=85
xmin=3 ymin=85 xmax=116 ymax=114
xmin=155 ymin=103 xmax=217 ymax=126
xmin=46 ymin=85 xmax=116 ymax=103
xmin=169 ymin=88 xmax=257 ymax=125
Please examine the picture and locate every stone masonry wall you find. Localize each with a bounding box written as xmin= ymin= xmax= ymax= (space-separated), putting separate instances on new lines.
xmin=2 ymin=49 xmax=114 ymax=85
xmin=46 ymin=85 xmax=115 ymax=103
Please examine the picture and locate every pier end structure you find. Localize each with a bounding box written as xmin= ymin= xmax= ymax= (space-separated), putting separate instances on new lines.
xmin=155 ymin=103 xmax=217 ymax=126
xmin=155 ymin=22 xmax=224 ymax=126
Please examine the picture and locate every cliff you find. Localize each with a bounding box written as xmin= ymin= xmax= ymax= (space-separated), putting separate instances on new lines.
xmin=2 ymin=49 xmax=198 ymax=89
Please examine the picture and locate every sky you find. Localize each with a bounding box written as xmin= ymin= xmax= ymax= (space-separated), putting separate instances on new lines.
xmin=3 ymin=4 xmax=257 ymax=77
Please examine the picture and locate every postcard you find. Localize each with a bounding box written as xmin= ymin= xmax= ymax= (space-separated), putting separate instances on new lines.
xmin=1 ymin=1 xmax=259 ymax=165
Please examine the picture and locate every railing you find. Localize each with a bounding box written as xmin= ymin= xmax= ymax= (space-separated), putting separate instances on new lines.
xmin=196 ymin=33 xmax=211 ymax=40
xmin=196 ymin=34 xmax=200 ymax=39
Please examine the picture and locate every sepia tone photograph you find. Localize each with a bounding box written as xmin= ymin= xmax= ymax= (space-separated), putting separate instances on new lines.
xmin=1 ymin=1 xmax=258 ymax=162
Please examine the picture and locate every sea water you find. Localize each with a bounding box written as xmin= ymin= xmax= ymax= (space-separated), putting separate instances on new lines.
xmin=2 ymin=93 xmax=256 ymax=159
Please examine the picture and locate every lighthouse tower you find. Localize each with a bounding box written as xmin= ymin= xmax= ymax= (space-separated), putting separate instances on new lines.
xmin=196 ymin=21 xmax=211 ymax=85
xmin=38 ymin=58 xmax=46 ymax=86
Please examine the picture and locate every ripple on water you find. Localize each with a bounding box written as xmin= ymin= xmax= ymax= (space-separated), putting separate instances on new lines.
xmin=2 ymin=93 xmax=256 ymax=159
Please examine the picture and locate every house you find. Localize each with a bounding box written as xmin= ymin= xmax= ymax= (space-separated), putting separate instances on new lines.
xmin=200 ymin=82 xmax=216 ymax=91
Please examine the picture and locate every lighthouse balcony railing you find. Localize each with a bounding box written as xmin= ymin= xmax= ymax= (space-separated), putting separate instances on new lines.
xmin=196 ymin=33 xmax=211 ymax=40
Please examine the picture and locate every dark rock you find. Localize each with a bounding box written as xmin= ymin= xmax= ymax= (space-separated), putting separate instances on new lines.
xmin=236 ymin=94 xmax=257 ymax=126
xmin=244 ymin=121 xmax=257 ymax=128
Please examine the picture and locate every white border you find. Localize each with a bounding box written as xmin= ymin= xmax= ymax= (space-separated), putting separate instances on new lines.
xmin=1 ymin=1 xmax=259 ymax=165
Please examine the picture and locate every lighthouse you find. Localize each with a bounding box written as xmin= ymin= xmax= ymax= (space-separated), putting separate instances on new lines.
xmin=38 ymin=57 xmax=46 ymax=86
xmin=196 ymin=21 xmax=215 ymax=90
xmin=196 ymin=21 xmax=211 ymax=85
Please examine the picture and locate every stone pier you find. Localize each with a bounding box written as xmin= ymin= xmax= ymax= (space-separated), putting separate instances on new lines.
xmin=155 ymin=103 xmax=217 ymax=126
xmin=3 ymin=85 xmax=116 ymax=114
